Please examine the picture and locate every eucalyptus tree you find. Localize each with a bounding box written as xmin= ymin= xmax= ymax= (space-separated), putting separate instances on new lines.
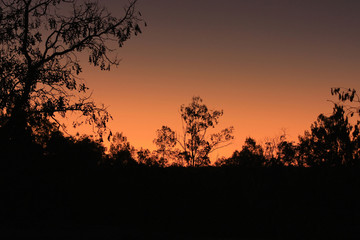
xmin=154 ymin=96 xmax=234 ymax=167
xmin=331 ymin=88 xmax=360 ymax=117
xmin=0 ymin=0 xmax=144 ymax=142
xmin=298 ymin=105 xmax=359 ymax=166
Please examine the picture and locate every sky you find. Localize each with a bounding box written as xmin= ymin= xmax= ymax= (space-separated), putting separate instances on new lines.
xmin=73 ymin=0 xmax=360 ymax=160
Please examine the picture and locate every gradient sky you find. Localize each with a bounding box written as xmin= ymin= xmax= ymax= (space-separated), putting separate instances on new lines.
xmin=72 ymin=0 xmax=360 ymax=160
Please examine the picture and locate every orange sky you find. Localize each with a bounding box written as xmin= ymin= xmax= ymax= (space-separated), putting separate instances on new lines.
xmin=66 ymin=0 xmax=360 ymax=160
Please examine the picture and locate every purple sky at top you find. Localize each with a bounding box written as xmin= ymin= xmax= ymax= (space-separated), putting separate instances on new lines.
xmin=73 ymin=0 xmax=360 ymax=159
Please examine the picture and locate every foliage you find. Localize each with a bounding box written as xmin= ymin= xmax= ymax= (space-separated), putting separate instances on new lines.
xmin=154 ymin=96 xmax=234 ymax=167
xmin=137 ymin=148 xmax=166 ymax=167
xmin=276 ymin=138 xmax=297 ymax=166
xmin=107 ymin=132 xmax=138 ymax=167
xmin=216 ymin=103 xmax=360 ymax=167
xmin=331 ymin=88 xmax=360 ymax=117
xmin=214 ymin=137 xmax=265 ymax=167
xmin=262 ymin=133 xmax=298 ymax=167
xmin=0 ymin=0 xmax=144 ymax=143
xmin=153 ymin=126 xmax=177 ymax=166
xmin=298 ymin=105 xmax=359 ymax=167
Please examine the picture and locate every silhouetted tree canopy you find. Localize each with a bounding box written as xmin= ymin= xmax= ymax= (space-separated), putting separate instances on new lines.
xmin=136 ymin=148 xmax=166 ymax=167
xmin=154 ymin=96 xmax=234 ymax=167
xmin=107 ymin=132 xmax=138 ymax=167
xmin=260 ymin=133 xmax=298 ymax=167
xmin=331 ymin=88 xmax=360 ymax=117
xmin=216 ymin=103 xmax=360 ymax=168
xmin=298 ymin=105 xmax=360 ymax=167
xmin=276 ymin=137 xmax=297 ymax=166
xmin=0 ymin=0 xmax=144 ymax=151
xmin=215 ymin=137 xmax=265 ymax=167
xmin=153 ymin=126 xmax=183 ymax=166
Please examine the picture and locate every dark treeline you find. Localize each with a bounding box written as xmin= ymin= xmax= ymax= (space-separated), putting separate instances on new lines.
xmin=216 ymin=104 xmax=360 ymax=168
xmin=3 ymin=94 xmax=360 ymax=170
xmin=1 ymin=93 xmax=360 ymax=239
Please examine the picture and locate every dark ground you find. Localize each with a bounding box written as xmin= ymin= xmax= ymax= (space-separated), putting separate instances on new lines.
xmin=1 ymin=166 xmax=360 ymax=239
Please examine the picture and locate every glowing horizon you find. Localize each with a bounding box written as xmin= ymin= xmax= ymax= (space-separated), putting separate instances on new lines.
xmin=62 ymin=0 xmax=360 ymax=160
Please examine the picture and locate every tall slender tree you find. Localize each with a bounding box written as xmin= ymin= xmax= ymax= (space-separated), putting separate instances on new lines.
xmin=155 ymin=96 xmax=234 ymax=167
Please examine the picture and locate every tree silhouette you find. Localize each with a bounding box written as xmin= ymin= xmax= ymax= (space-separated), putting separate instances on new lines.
xmin=215 ymin=137 xmax=265 ymax=167
xmin=276 ymin=137 xmax=297 ymax=166
xmin=261 ymin=132 xmax=299 ymax=167
xmin=153 ymin=126 xmax=183 ymax=166
xmin=298 ymin=105 xmax=359 ymax=167
xmin=107 ymin=132 xmax=138 ymax=167
xmin=331 ymin=88 xmax=360 ymax=117
xmin=0 ymin=0 xmax=144 ymax=146
xmin=137 ymin=148 xmax=166 ymax=167
xmin=155 ymin=96 xmax=234 ymax=167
